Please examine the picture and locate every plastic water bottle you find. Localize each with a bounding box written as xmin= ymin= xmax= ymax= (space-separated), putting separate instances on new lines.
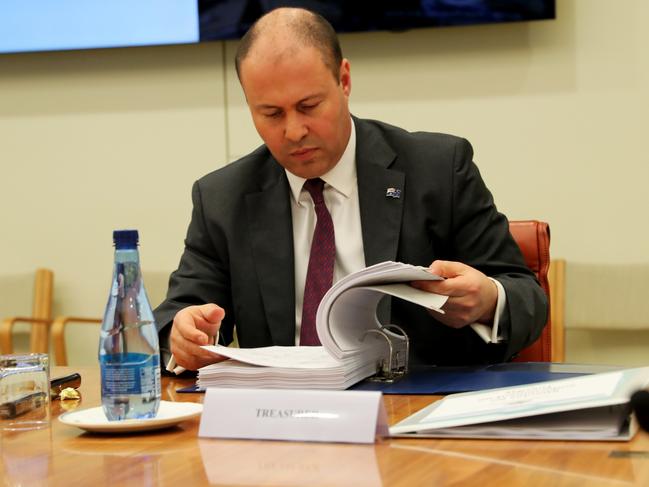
xmin=99 ymin=229 xmax=161 ymax=420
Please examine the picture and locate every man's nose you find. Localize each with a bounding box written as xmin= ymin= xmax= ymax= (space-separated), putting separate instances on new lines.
xmin=284 ymin=113 xmax=308 ymax=142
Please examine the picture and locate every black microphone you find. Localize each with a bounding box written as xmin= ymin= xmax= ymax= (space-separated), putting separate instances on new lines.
xmin=631 ymin=390 xmax=649 ymax=432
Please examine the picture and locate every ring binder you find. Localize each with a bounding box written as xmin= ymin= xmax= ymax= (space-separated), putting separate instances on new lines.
xmin=362 ymin=325 xmax=409 ymax=382
xmin=197 ymin=262 xmax=442 ymax=390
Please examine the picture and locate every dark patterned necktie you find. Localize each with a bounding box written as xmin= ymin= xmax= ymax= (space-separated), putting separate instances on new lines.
xmin=300 ymin=178 xmax=335 ymax=346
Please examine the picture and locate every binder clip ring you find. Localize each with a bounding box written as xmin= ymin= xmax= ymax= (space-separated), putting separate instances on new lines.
xmin=361 ymin=324 xmax=409 ymax=383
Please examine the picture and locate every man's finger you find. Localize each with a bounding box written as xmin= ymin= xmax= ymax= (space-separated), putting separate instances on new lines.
xmin=411 ymin=279 xmax=454 ymax=296
xmin=195 ymin=303 xmax=226 ymax=324
xmin=174 ymin=315 xmax=210 ymax=345
xmin=173 ymin=342 xmax=226 ymax=371
xmin=173 ymin=304 xmax=224 ymax=344
xmin=192 ymin=304 xmax=225 ymax=336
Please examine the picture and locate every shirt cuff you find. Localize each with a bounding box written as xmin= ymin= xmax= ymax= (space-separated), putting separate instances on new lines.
xmin=469 ymin=277 xmax=507 ymax=344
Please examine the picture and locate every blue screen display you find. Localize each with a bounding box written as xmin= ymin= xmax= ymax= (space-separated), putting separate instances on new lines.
xmin=0 ymin=0 xmax=199 ymax=54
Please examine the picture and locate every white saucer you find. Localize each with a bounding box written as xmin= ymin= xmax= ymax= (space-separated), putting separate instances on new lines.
xmin=59 ymin=400 xmax=203 ymax=433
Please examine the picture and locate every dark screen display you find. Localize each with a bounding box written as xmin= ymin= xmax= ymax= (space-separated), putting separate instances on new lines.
xmin=199 ymin=0 xmax=556 ymax=41
xmin=0 ymin=0 xmax=555 ymax=55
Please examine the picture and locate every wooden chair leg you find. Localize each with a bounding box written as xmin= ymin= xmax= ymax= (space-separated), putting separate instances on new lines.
xmin=30 ymin=268 xmax=54 ymax=354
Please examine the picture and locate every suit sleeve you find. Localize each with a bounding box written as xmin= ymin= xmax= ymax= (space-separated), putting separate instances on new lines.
xmin=449 ymin=138 xmax=548 ymax=360
xmin=153 ymin=180 xmax=235 ymax=347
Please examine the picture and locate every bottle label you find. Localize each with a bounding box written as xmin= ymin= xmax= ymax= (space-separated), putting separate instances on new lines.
xmin=100 ymin=353 xmax=160 ymax=396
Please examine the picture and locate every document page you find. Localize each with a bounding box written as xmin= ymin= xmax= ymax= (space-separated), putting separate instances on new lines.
xmin=202 ymin=344 xmax=341 ymax=369
xmin=317 ymin=261 xmax=447 ymax=359
xmin=429 ymin=371 xmax=622 ymax=419
xmin=417 ymin=405 xmax=632 ymax=440
xmin=390 ymin=367 xmax=649 ymax=438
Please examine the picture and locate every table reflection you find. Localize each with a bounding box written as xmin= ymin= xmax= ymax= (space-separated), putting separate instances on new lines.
xmin=198 ymin=438 xmax=382 ymax=486
xmin=1 ymin=428 xmax=52 ymax=486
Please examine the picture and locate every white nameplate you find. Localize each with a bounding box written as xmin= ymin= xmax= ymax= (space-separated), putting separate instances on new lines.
xmin=198 ymin=388 xmax=388 ymax=444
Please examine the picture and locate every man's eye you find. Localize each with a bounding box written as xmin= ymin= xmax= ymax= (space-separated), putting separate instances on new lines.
xmin=300 ymin=103 xmax=318 ymax=111
xmin=264 ymin=111 xmax=282 ymax=119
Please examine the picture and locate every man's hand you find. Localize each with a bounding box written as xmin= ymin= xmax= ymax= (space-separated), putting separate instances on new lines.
xmin=170 ymin=304 xmax=226 ymax=371
xmin=411 ymin=260 xmax=498 ymax=329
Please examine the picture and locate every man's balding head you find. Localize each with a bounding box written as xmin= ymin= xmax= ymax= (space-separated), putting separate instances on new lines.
xmin=235 ymin=7 xmax=352 ymax=179
xmin=235 ymin=8 xmax=343 ymax=82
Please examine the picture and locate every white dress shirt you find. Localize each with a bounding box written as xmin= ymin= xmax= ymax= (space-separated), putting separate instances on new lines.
xmin=285 ymin=119 xmax=506 ymax=345
xmin=286 ymin=120 xmax=365 ymax=344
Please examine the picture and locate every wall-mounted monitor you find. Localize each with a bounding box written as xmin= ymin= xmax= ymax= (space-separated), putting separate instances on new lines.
xmin=0 ymin=1 xmax=556 ymax=55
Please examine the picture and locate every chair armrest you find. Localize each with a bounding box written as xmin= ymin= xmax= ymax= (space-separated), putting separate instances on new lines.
xmin=51 ymin=316 xmax=102 ymax=366
xmin=1 ymin=317 xmax=53 ymax=354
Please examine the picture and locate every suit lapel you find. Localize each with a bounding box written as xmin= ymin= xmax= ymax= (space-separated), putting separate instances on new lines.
xmin=355 ymin=118 xmax=405 ymax=266
xmin=246 ymin=164 xmax=296 ymax=345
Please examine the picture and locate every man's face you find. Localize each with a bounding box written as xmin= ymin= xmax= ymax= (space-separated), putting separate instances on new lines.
xmin=239 ymin=46 xmax=352 ymax=179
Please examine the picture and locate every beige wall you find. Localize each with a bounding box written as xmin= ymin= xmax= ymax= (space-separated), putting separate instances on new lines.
xmin=2 ymin=0 xmax=648 ymax=365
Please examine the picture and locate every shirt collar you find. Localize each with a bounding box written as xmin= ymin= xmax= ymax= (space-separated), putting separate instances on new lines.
xmin=285 ymin=118 xmax=357 ymax=203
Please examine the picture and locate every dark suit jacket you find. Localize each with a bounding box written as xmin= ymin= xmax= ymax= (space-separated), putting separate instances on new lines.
xmin=154 ymin=117 xmax=547 ymax=366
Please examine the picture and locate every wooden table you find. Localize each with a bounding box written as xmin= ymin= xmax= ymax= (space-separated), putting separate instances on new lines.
xmin=2 ymin=367 xmax=649 ymax=486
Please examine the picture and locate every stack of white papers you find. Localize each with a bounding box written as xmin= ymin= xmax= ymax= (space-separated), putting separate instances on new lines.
xmin=198 ymin=262 xmax=447 ymax=390
xmin=198 ymin=345 xmax=383 ymax=390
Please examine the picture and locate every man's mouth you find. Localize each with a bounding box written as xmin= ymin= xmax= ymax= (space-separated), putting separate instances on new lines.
xmin=290 ymin=147 xmax=317 ymax=158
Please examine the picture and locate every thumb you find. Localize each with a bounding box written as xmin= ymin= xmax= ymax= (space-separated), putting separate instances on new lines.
xmin=429 ymin=260 xmax=467 ymax=279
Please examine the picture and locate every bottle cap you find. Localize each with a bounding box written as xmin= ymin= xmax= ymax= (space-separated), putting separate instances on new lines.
xmin=113 ymin=229 xmax=139 ymax=249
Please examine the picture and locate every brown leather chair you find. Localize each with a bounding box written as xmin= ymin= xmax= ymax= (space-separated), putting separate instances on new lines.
xmin=508 ymin=220 xmax=565 ymax=362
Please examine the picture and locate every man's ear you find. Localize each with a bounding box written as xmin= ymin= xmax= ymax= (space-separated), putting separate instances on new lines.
xmin=340 ymin=59 xmax=352 ymax=96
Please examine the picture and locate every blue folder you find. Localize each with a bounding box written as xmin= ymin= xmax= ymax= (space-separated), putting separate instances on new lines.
xmin=177 ymin=362 xmax=621 ymax=395
xmin=350 ymin=362 xmax=622 ymax=394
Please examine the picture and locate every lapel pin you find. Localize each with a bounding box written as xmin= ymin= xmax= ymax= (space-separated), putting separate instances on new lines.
xmin=386 ymin=188 xmax=401 ymax=199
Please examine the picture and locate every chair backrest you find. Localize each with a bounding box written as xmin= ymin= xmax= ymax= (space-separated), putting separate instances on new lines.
xmin=50 ymin=270 xmax=167 ymax=366
xmin=0 ymin=268 xmax=54 ymax=354
xmin=508 ymin=220 xmax=562 ymax=362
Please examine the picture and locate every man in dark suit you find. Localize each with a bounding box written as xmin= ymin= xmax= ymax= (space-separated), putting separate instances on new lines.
xmin=154 ymin=7 xmax=547 ymax=372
